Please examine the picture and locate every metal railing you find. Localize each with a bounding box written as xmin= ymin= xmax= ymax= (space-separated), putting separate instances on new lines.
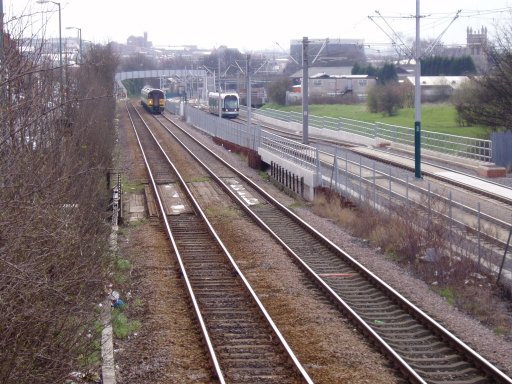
xmin=252 ymin=107 xmax=303 ymax=124
xmin=260 ymin=130 xmax=318 ymax=170
xmin=376 ymin=122 xmax=492 ymax=162
xmin=175 ymin=103 xmax=319 ymax=170
xmin=321 ymin=150 xmax=512 ymax=285
xmin=171 ymin=102 xmax=510 ymax=285
xmin=181 ymin=104 xmax=260 ymax=151
xmin=245 ymin=106 xmax=493 ymax=162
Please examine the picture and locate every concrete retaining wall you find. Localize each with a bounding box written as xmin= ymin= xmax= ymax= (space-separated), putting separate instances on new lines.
xmin=258 ymin=147 xmax=319 ymax=201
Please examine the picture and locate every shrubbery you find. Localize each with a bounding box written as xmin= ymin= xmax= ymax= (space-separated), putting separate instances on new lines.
xmin=451 ymin=24 xmax=512 ymax=131
xmin=0 ymin=16 xmax=119 ymax=383
xmin=366 ymin=82 xmax=405 ymax=116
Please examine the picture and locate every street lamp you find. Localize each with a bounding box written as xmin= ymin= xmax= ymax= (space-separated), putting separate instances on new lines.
xmin=66 ymin=26 xmax=81 ymax=64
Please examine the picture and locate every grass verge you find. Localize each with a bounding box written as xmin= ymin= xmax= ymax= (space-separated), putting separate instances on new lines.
xmin=263 ymin=102 xmax=492 ymax=138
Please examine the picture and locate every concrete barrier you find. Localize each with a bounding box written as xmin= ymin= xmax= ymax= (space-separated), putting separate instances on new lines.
xmin=258 ymin=147 xmax=319 ymax=201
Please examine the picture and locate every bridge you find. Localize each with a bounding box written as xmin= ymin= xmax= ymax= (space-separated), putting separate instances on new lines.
xmin=115 ymin=69 xmax=207 ymax=96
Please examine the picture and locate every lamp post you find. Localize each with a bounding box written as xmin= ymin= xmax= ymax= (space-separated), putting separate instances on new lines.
xmin=66 ymin=26 xmax=81 ymax=64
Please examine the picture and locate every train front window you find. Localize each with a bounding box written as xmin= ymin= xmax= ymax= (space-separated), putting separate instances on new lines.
xmin=224 ymin=96 xmax=238 ymax=109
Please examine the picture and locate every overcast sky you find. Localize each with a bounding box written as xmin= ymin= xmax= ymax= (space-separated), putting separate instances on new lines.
xmin=4 ymin=0 xmax=512 ymax=52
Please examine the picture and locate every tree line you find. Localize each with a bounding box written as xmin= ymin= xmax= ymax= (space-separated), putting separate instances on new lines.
xmin=420 ymin=55 xmax=476 ymax=76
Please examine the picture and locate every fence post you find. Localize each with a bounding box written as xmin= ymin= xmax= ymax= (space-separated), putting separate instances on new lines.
xmin=345 ymin=151 xmax=349 ymax=193
xmin=359 ymin=156 xmax=362 ymax=204
xmin=428 ymin=183 xmax=432 ymax=225
xmin=406 ymin=175 xmax=409 ymax=207
xmin=497 ymin=217 xmax=512 ymax=284
xmin=449 ymin=192 xmax=452 ymax=255
xmin=388 ymin=167 xmax=392 ymax=208
xmin=373 ymin=161 xmax=376 ymax=209
xmin=316 ymin=147 xmax=321 ymax=187
xmin=333 ymin=149 xmax=339 ymax=193
xmin=477 ymin=203 xmax=481 ymax=267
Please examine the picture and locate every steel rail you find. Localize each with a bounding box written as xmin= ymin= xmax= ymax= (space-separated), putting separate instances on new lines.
xmin=126 ymin=103 xmax=226 ymax=383
xmin=158 ymin=111 xmax=512 ymax=384
xmin=128 ymin=102 xmax=314 ymax=384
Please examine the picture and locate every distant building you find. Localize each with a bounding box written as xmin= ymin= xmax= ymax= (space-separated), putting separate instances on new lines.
xmin=442 ymin=26 xmax=489 ymax=72
xmin=404 ymin=75 xmax=470 ymax=102
xmin=286 ymin=38 xmax=367 ymax=74
xmin=467 ymin=26 xmax=487 ymax=56
xmin=467 ymin=26 xmax=488 ymax=71
xmin=309 ymin=73 xmax=376 ymax=98
xmin=127 ymin=32 xmax=151 ymax=49
xmin=286 ymin=71 xmax=376 ymax=104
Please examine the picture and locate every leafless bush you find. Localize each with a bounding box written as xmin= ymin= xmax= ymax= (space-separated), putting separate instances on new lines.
xmin=0 ymin=13 xmax=119 ymax=384
xmin=312 ymin=186 xmax=511 ymax=334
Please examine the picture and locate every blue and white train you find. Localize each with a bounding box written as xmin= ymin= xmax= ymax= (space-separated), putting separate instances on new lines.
xmin=208 ymin=92 xmax=239 ymax=118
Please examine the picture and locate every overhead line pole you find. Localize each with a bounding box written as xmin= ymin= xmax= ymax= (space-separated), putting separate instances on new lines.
xmin=301 ymin=36 xmax=328 ymax=145
xmin=373 ymin=2 xmax=458 ymax=179
xmin=218 ymin=55 xmax=221 ymax=118
xmin=246 ymin=54 xmax=252 ymax=129
xmin=302 ymin=36 xmax=309 ymax=145
xmin=414 ymin=0 xmax=422 ymax=178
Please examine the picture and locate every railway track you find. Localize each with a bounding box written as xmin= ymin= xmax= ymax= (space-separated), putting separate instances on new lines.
xmin=125 ymin=102 xmax=313 ymax=384
xmin=238 ymin=111 xmax=512 ymax=284
xmin=149 ymin=108 xmax=512 ymax=384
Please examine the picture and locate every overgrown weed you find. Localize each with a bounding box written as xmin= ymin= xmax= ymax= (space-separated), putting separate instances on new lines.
xmin=112 ymin=307 xmax=141 ymax=339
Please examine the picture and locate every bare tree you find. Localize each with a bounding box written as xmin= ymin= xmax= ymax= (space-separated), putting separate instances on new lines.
xmin=452 ymin=20 xmax=512 ymax=130
xmin=1 ymin=12 xmax=118 ymax=384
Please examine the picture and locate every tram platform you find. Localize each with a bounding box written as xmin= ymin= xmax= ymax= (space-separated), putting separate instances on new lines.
xmin=348 ymin=145 xmax=512 ymax=203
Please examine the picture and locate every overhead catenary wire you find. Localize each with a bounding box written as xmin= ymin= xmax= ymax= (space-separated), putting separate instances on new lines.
xmin=424 ymin=10 xmax=461 ymax=57
xmin=368 ymin=12 xmax=415 ymax=59
xmin=367 ymin=6 xmax=512 ymax=56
